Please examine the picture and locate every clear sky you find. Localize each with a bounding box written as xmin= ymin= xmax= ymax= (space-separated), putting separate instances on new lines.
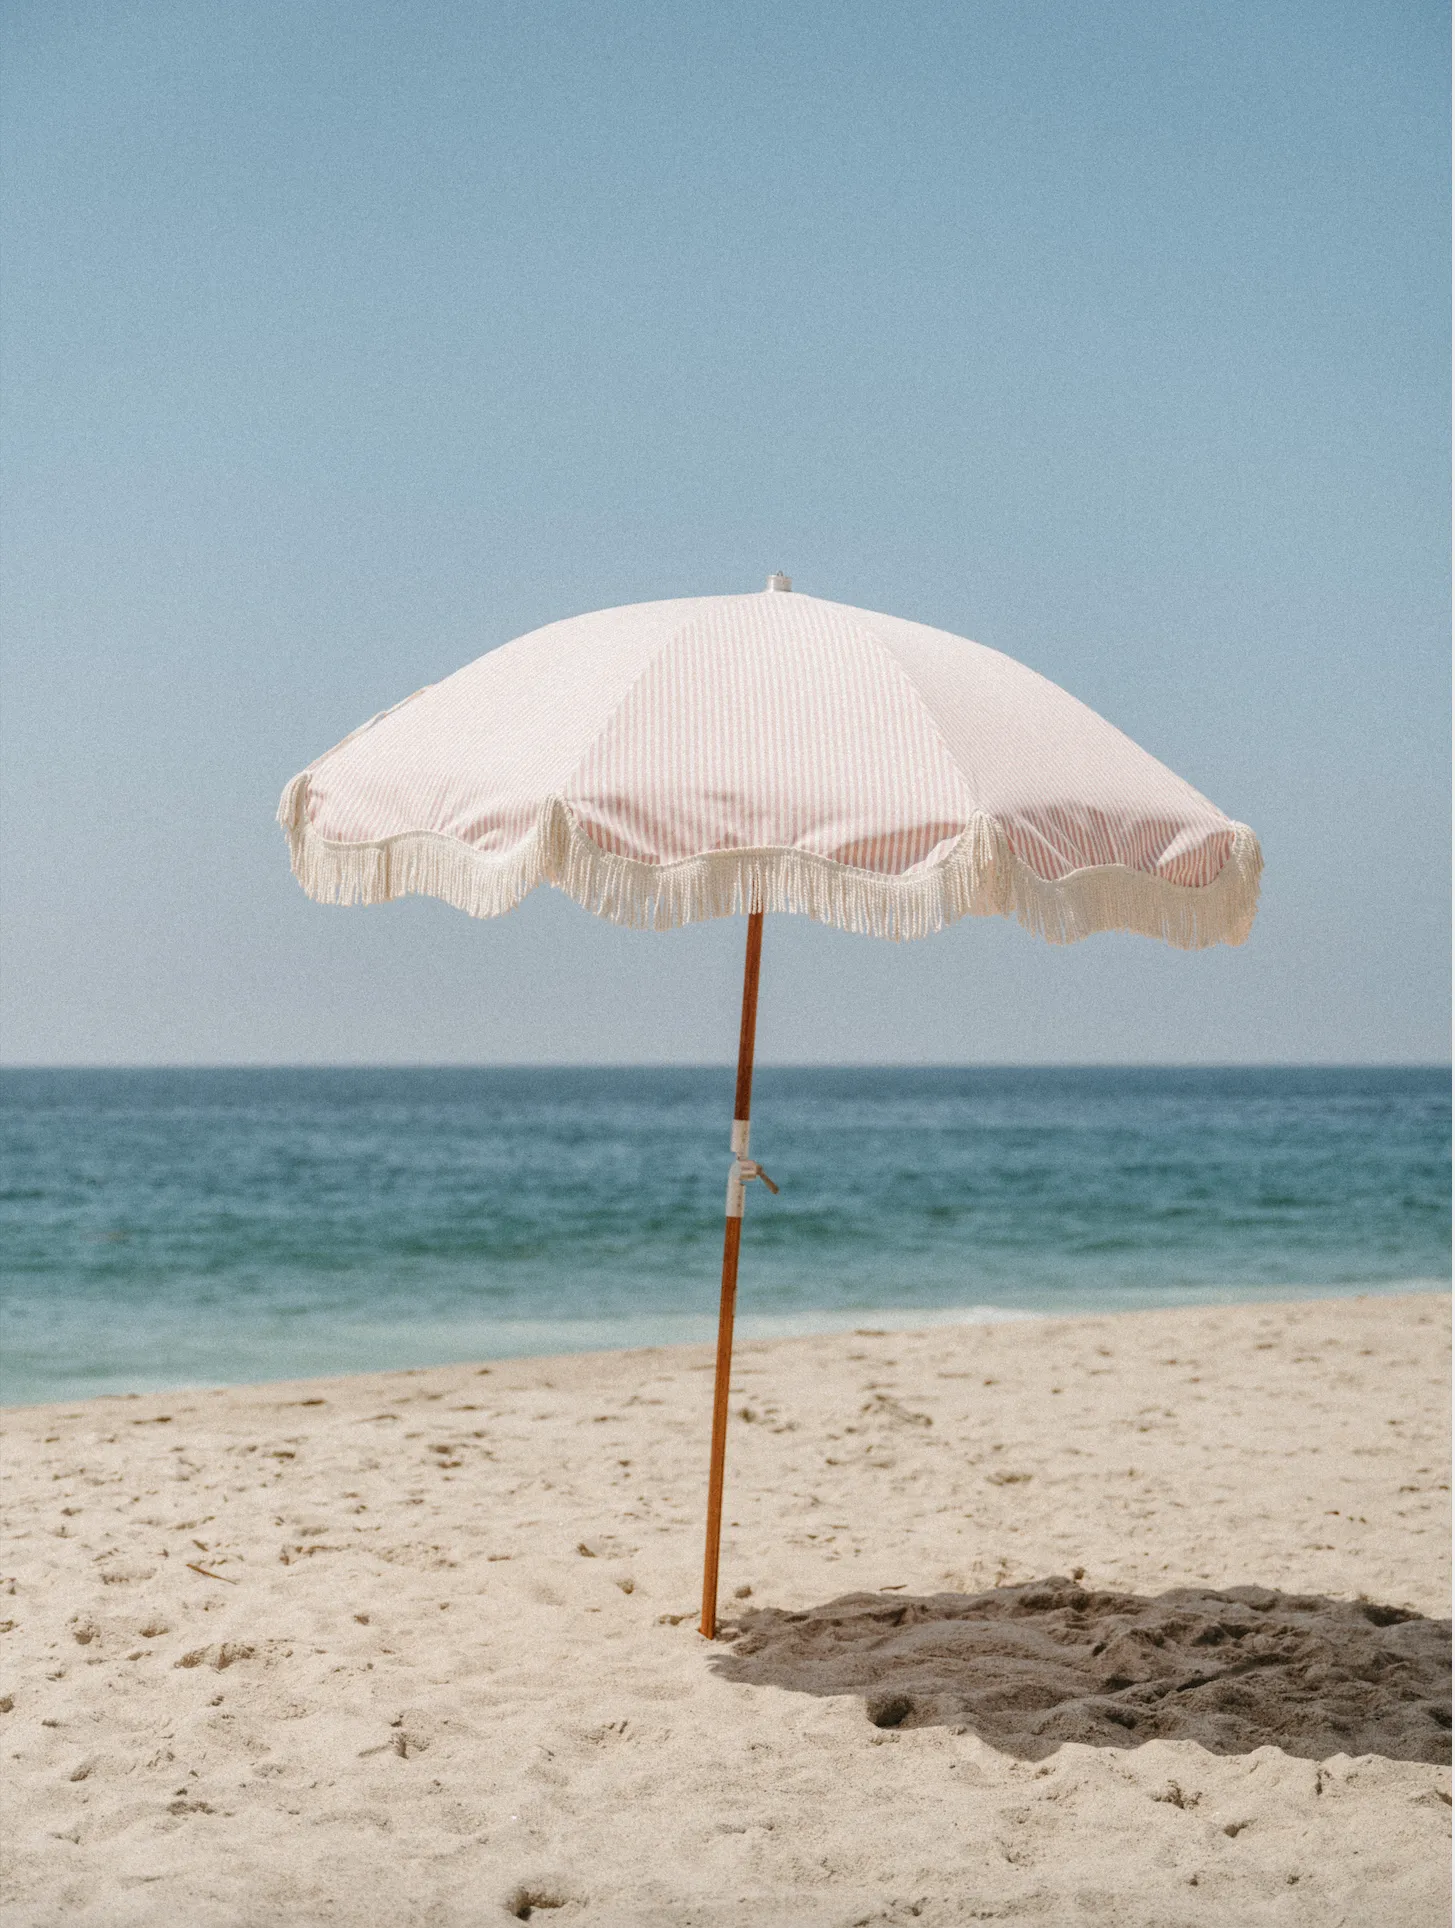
xmin=2 ymin=1 xmax=1447 ymax=1065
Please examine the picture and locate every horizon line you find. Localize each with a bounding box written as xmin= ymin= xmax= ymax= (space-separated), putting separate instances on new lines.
xmin=1 ymin=1060 xmax=1449 ymax=1075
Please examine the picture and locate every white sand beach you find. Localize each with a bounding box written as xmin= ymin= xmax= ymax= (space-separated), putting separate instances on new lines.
xmin=1 ymin=1293 xmax=1448 ymax=1926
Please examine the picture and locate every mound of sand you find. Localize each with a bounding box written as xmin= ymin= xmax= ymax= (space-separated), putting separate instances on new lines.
xmin=717 ymin=1578 xmax=1452 ymax=1762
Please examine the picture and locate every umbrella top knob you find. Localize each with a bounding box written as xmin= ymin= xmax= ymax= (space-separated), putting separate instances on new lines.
xmin=765 ymin=572 xmax=792 ymax=593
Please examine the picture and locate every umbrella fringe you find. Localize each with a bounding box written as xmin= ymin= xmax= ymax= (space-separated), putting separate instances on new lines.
xmin=1007 ymin=823 xmax=1263 ymax=951
xmin=278 ymin=777 xmax=1261 ymax=948
xmin=276 ymin=772 xmax=546 ymax=920
xmin=545 ymin=804 xmax=1008 ymax=940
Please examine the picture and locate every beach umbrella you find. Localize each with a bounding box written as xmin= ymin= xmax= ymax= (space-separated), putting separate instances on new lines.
xmin=278 ymin=575 xmax=1262 ymax=1637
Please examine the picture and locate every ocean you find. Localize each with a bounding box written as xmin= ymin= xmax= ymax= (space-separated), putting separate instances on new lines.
xmin=0 ymin=1066 xmax=1447 ymax=1406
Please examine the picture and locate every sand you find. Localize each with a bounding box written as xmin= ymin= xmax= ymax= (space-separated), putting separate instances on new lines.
xmin=1 ymin=1293 xmax=1448 ymax=1926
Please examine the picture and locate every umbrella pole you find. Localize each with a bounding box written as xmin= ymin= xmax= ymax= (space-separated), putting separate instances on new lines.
xmin=700 ymin=909 xmax=765 ymax=1640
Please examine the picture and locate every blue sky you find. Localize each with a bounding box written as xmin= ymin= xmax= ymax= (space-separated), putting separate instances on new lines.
xmin=2 ymin=0 xmax=1447 ymax=1064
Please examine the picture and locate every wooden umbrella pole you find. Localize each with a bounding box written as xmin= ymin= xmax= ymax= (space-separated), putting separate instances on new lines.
xmin=700 ymin=910 xmax=765 ymax=1639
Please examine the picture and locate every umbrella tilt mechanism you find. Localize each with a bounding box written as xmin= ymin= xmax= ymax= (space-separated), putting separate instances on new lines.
xmin=725 ymin=1128 xmax=779 ymax=1216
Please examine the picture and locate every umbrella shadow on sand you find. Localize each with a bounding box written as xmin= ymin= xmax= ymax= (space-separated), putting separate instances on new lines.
xmin=709 ymin=1577 xmax=1452 ymax=1765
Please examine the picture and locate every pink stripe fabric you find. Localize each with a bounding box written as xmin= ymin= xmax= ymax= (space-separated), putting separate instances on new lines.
xmin=854 ymin=604 xmax=1234 ymax=888
xmin=564 ymin=597 xmax=970 ymax=875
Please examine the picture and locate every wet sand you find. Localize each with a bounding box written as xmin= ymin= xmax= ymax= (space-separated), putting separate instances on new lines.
xmin=1 ymin=1292 xmax=1448 ymax=1925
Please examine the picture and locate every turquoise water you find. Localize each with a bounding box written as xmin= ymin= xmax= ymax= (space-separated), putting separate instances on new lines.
xmin=0 ymin=1067 xmax=1447 ymax=1405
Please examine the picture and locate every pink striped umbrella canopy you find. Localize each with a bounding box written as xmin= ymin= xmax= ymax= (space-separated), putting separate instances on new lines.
xmin=279 ymin=579 xmax=1260 ymax=948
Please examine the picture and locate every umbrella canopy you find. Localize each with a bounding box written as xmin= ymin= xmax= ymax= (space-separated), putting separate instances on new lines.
xmin=278 ymin=576 xmax=1262 ymax=1638
xmin=278 ymin=581 xmax=1261 ymax=949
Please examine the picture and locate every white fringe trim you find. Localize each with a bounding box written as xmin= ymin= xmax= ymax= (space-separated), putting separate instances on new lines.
xmin=1008 ymin=822 xmax=1263 ymax=950
xmin=277 ymin=777 xmax=1261 ymax=948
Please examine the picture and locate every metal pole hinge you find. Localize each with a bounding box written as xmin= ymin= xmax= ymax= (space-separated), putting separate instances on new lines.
xmin=724 ymin=1117 xmax=779 ymax=1217
xmin=725 ymin=1155 xmax=779 ymax=1218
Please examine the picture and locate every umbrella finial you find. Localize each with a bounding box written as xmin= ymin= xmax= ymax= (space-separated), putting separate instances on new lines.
xmin=766 ymin=572 xmax=792 ymax=592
